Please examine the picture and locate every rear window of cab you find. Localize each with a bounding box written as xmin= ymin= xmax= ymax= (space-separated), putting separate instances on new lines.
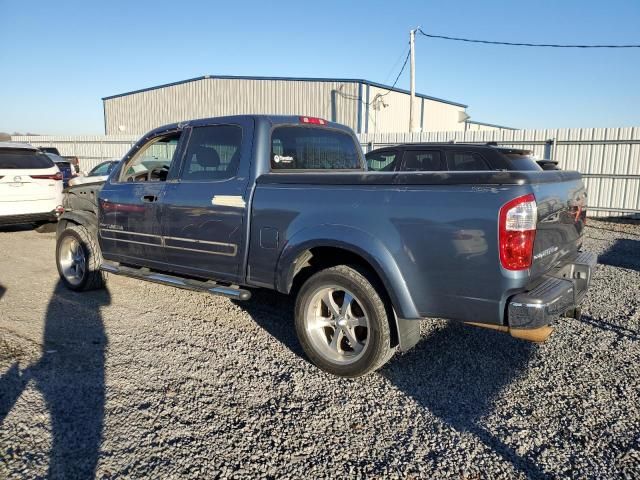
xmin=270 ymin=126 xmax=362 ymax=171
xmin=0 ymin=149 xmax=55 ymax=169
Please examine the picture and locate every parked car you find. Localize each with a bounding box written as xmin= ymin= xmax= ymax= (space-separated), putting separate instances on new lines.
xmin=39 ymin=148 xmax=80 ymax=173
xmin=366 ymin=143 xmax=544 ymax=172
xmin=0 ymin=142 xmax=64 ymax=225
xmin=39 ymin=146 xmax=61 ymax=155
xmin=45 ymin=153 xmax=75 ymax=188
xmin=69 ymin=160 xmax=119 ymax=186
xmin=55 ymin=115 xmax=594 ymax=377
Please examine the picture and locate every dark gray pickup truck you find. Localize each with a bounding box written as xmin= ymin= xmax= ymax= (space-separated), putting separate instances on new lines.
xmin=55 ymin=115 xmax=595 ymax=377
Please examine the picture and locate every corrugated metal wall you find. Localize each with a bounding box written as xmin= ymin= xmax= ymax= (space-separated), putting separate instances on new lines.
xmin=422 ymin=98 xmax=466 ymax=132
xmin=11 ymin=135 xmax=138 ymax=170
xmin=103 ymin=78 xmax=467 ymax=135
xmin=362 ymin=85 xmax=411 ymax=134
xmin=359 ymin=127 xmax=640 ymax=217
xmin=104 ymin=78 xmax=362 ymax=135
xmin=13 ymin=126 xmax=640 ymax=217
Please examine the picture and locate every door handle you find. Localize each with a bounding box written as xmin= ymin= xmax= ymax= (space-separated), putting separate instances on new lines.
xmin=141 ymin=195 xmax=158 ymax=203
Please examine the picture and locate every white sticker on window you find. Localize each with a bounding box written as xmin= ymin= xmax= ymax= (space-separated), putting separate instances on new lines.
xmin=273 ymin=155 xmax=293 ymax=164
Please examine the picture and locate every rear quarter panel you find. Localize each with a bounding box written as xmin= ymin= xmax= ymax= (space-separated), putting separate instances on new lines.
xmin=248 ymin=179 xmax=535 ymax=324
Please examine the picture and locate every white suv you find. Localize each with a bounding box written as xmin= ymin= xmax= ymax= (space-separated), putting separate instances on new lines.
xmin=0 ymin=142 xmax=64 ymax=225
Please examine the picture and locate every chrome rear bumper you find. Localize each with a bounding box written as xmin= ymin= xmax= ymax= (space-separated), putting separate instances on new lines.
xmin=508 ymin=251 xmax=597 ymax=331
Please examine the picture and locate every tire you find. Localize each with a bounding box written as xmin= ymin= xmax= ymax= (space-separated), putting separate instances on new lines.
xmin=56 ymin=224 xmax=106 ymax=291
xmin=294 ymin=265 xmax=395 ymax=377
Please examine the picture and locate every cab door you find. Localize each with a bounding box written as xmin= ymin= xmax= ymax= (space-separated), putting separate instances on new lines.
xmin=98 ymin=130 xmax=185 ymax=268
xmin=160 ymin=119 xmax=253 ymax=283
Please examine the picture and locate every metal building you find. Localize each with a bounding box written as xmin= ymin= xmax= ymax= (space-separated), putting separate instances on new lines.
xmin=102 ymin=75 xmax=472 ymax=135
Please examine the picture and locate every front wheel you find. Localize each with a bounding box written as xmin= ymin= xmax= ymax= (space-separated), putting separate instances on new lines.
xmin=56 ymin=224 xmax=106 ymax=291
xmin=294 ymin=265 xmax=395 ymax=377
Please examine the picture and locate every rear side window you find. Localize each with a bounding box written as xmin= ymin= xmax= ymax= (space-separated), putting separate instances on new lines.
xmin=366 ymin=150 xmax=398 ymax=171
xmin=402 ymin=150 xmax=444 ymax=171
xmin=0 ymin=150 xmax=55 ymax=169
xmin=502 ymin=153 xmax=543 ymax=171
xmin=446 ymin=152 xmax=490 ymax=171
xmin=181 ymin=125 xmax=242 ymax=181
xmin=271 ymin=126 xmax=361 ymax=170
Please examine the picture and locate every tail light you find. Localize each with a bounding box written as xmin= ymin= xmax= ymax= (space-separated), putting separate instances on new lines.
xmin=499 ymin=193 xmax=537 ymax=270
xmin=31 ymin=172 xmax=63 ymax=181
xmin=299 ymin=116 xmax=327 ymax=125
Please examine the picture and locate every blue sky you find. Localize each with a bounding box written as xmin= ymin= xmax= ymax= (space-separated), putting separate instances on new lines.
xmin=1 ymin=0 xmax=639 ymax=134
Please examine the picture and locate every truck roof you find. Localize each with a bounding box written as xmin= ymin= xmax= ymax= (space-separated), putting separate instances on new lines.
xmin=144 ymin=115 xmax=355 ymax=138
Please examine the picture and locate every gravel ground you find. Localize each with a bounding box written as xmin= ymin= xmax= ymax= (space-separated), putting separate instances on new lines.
xmin=0 ymin=219 xmax=639 ymax=479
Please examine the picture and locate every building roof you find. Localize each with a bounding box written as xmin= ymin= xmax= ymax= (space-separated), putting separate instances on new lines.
xmin=465 ymin=120 xmax=516 ymax=130
xmin=102 ymin=74 xmax=468 ymax=108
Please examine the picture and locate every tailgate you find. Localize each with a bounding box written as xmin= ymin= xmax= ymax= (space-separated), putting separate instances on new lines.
xmin=530 ymin=175 xmax=587 ymax=277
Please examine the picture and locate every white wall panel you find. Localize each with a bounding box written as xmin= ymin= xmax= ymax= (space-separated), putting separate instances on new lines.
xmin=13 ymin=126 xmax=640 ymax=216
xmin=359 ymin=126 xmax=640 ymax=217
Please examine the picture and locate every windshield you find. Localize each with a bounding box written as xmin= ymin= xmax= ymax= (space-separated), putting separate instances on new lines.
xmin=90 ymin=162 xmax=114 ymax=176
xmin=0 ymin=149 xmax=55 ymax=169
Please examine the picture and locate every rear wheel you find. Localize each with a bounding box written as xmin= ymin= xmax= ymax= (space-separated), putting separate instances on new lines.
xmin=295 ymin=265 xmax=394 ymax=377
xmin=56 ymin=224 xmax=106 ymax=291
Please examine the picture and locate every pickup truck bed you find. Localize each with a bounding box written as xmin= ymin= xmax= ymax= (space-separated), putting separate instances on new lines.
xmin=251 ymin=170 xmax=590 ymax=325
xmin=55 ymin=115 xmax=594 ymax=377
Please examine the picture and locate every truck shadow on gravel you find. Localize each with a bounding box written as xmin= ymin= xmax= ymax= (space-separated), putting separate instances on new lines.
xmin=241 ymin=290 xmax=545 ymax=478
xmin=381 ymin=324 xmax=545 ymax=478
xmin=236 ymin=289 xmax=305 ymax=358
xmin=0 ymin=280 xmax=108 ymax=479
xmin=576 ymin=314 xmax=639 ymax=342
xmin=598 ymin=238 xmax=640 ymax=272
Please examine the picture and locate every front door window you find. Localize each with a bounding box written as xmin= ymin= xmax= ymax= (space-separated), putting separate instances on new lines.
xmin=118 ymin=134 xmax=181 ymax=183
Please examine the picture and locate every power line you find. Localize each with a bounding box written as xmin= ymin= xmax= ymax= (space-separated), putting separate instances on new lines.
xmin=382 ymin=46 xmax=410 ymax=85
xmin=337 ymin=49 xmax=411 ymax=105
xmin=417 ymin=29 xmax=640 ymax=48
xmin=376 ymin=50 xmax=410 ymax=98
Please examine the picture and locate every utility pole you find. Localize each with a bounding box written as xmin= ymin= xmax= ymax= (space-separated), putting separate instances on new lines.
xmin=409 ymin=27 xmax=420 ymax=132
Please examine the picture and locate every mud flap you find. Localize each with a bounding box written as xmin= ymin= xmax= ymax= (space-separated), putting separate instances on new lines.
xmin=395 ymin=316 xmax=421 ymax=352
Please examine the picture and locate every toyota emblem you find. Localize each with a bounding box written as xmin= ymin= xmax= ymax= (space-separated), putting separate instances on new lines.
xmin=13 ymin=176 xmax=21 ymax=182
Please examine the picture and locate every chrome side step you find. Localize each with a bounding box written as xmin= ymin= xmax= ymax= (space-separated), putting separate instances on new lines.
xmin=100 ymin=261 xmax=251 ymax=301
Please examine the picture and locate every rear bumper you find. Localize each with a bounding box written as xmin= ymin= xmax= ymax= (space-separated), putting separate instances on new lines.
xmin=0 ymin=197 xmax=62 ymax=216
xmin=507 ymin=251 xmax=597 ymax=331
